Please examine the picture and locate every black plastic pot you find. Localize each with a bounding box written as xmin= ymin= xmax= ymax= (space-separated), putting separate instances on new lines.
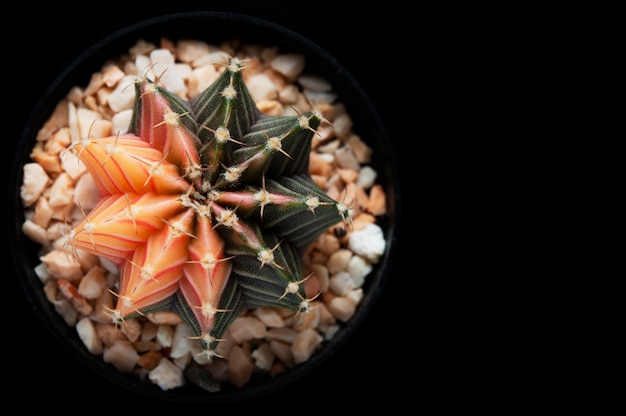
xmin=8 ymin=11 xmax=400 ymax=404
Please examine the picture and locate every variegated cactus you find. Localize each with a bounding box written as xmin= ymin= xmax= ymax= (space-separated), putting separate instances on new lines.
xmin=67 ymin=57 xmax=350 ymax=357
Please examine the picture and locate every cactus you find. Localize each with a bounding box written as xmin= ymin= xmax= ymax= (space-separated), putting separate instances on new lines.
xmin=67 ymin=56 xmax=351 ymax=358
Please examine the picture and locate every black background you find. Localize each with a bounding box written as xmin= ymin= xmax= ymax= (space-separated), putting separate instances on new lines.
xmin=4 ymin=1 xmax=534 ymax=410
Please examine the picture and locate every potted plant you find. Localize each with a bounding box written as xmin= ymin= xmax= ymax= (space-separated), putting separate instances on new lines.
xmin=8 ymin=12 xmax=400 ymax=403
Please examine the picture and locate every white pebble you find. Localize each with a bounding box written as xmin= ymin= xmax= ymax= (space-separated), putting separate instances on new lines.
xmin=111 ymin=109 xmax=133 ymax=135
xmin=356 ymin=165 xmax=378 ymax=189
xmin=149 ymin=49 xmax=186 ymax=95
xmin=108 ymin=75 xmax=137 ymax=112
xmin=346 ymin=255 xmax=373 ymax=288
xmin=156 ymin=324 xmax=175 ymax=348
xmin=169 ymin=323 xmax=195 ymax=359
xmin=149 ymin=358 xmax=186 ymax=390
xmin=329 ymin=271 xmax=355 ymax=296
xmin=348 ymin=223 xmax=386 ymax=263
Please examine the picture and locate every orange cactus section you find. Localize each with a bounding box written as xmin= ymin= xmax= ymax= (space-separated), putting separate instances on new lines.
xmin=114 ymin=208 xmax=195 ymax=318
xmin=71 ymin=192 xmax=185 ymax=263
xmin=72 ymin=134 xmax=190 ymax=196
xmin=180 ymin=214 xmax=232 ymax=338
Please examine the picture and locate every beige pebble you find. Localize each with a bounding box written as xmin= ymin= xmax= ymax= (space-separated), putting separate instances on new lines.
xmin=298 ymin=74 xmax=332 ymax=92
xmin=335 ymin=144 xmax=361 ymax=171
xmin=140 ymin=321 xmax=158 ymax=341
xmin=252 ymin=307 xmax=285 ymax=328
xmin=39 ymin=250 xmax=83 ymax=281
xmin=83 ymin=71 xmax=105 ymax=97
xmin=103 ymin=340 xmax=140 ymax=373
xmin=187 ymin=65 xmax=220 ymax=98
xmin=120 ymin=318 xmax=142 ymax=342
xmin=251 ymin=342 xmax=275 ymax=370
xmin=54 ymin=298 xmax=78 ymax=326
xmin=326 ymin=248 xmax=353 ymax=274
xmin=228 ymin=345 xmax=254 ymax=388
xmin=175 ymin=39 xmax=212 ymax=63
xmin=60 ymin=148 xmax=86 ymax=180
xmin=332 ymin=113 xmax=353 ymax=138
xmin=21 ymin=163 xmax=50 ymax=207
xmin=90 ymin=288 xmax=115 ymax=324
xmin=277 ymin=84 xmax=299 ymax=104
xmin=270 ymin=53 xmax=305 ymax=82
xmin=347 ymin=134 xmax=373 ymax=164
xmin=291 ymin=328 xmax=323 ymax=364
xmin=77 ymin=265 xmax=107 ymax=299
xmin=366 ymin=184 xmax=387 ymax=216
xmin=269 ymin=340 xmax=295 ymax=368
xmin=191 ymin=50 xmax=231 ymax=68
xmin=228 ymin=316 xmax=268 ymax=343
xmin=29 ymin=144 xmax=62 ymax=174
xmin=265 ymin=327 xmax=298 ymax=343
xmin=45 ymin=127 xmax=71 ymax=155
xmin=146 ymin=311 xmax=182 ymax=325
xmin=48 ymin=173 xmax=74 ymax=208
xmin=298 ymin=304 xmax=320 ymax=330
xmin=22 ymin=220 xmax=48 ymax=246
xmin=36 ymin=99 xmax=69 ymax=142
xmin=76 ymin=316 xmax=103 ymax=355
xmin=96 ymin=322 xmax=126 ymax=347
xmin=246 ymin=73 xmax=278 ymax=102
xmin=33 ymin=196 xmax=53 ymax=229
xmin=73 ymin=173 xmax=99 ymax=211
xmin=326 ymin=294 xmax=358 ymax=322
xmin=306 ymin=263 xmax=329 ymax=293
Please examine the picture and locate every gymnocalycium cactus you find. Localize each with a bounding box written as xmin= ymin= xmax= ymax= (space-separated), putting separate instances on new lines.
xmin=68 ymin=56 xmax=350 ymax=358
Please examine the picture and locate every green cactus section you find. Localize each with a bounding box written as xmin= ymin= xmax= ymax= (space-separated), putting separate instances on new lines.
xmin=128 ymin=57 xmax=350 ymax=351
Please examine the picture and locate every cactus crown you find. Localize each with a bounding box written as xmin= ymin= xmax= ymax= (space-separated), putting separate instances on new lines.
xmin=68 ymin=56 xmax=350 ymax=356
